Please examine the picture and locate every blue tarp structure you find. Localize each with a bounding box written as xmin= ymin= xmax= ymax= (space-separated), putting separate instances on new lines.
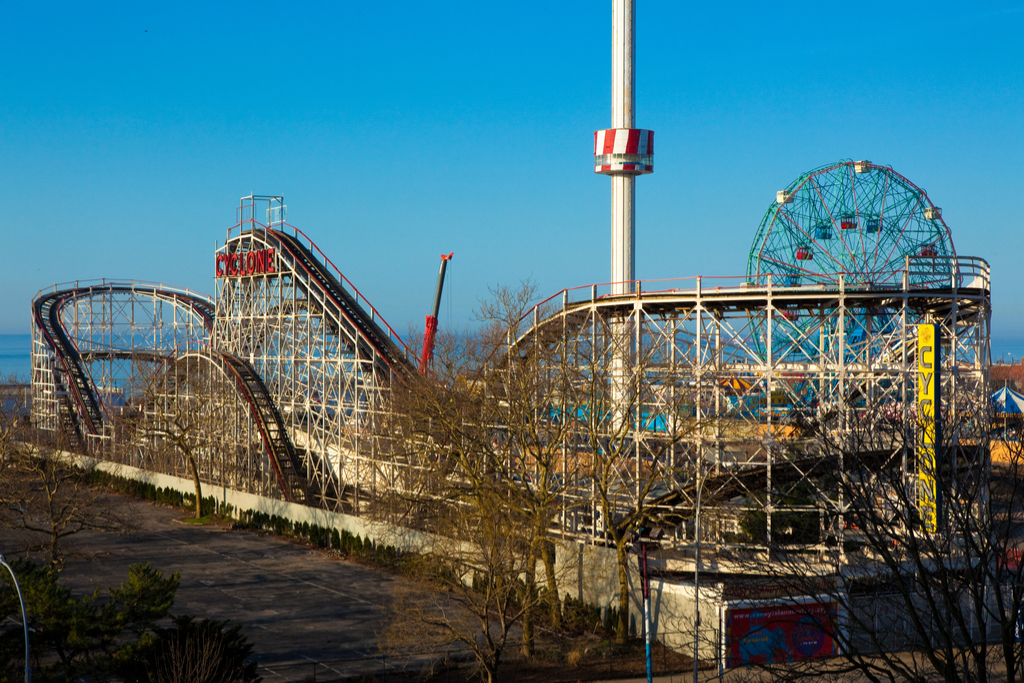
xmin=992 ymin=386 xmax=1024 ymax=414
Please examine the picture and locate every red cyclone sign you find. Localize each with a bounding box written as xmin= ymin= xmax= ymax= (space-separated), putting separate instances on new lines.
xmin=216 ymin=248 xmax=276 ymax=278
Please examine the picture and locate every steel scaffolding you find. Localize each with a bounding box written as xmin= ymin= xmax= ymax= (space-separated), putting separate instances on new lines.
xmin=212 ymin=196 xmax=413 ymax=511
xmin=31 ymin=280 xmax=213 ymax=449
xmin=508 ymin=257 xmax=990 ymax=556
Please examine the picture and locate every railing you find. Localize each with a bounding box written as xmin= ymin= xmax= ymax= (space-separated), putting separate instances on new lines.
xmin=908 ymin=254 xmax=990 ymax=290
xmin=33 ymin=281 xmax=215 ymax=356
xmin=517 ymin=256 xmax=991 ymax=329
xmin=287 ymin=225 xmax=412 ymax=358
xmin=33 ymin=278 xmax=213 ymax=307
xmin=225 ymin=218 xmax=412 ymax=361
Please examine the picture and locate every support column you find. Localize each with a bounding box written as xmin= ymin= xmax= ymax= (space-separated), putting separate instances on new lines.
xmin=611 ymin=175 xmax=636 ymax=294
xmin=610 ymin=0 xmax=636 ymax=295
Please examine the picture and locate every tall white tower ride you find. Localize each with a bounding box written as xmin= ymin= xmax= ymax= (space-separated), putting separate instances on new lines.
xmin=595 ymin=0 xmax=653 ymax=295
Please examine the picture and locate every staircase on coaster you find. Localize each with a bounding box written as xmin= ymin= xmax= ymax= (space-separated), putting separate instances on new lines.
xmin=56 ymin=395 xmax=87 ymax=452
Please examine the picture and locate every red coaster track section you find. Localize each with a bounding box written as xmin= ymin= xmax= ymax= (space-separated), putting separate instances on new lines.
xmin=179 ymin=350 xmax=312 ymax=504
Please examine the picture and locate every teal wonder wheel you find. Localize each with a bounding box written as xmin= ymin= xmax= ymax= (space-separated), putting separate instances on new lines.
xmin=747 ymin=160 xmax=955 ymax=288
xmin=745 ymin=160 xmax=957 ymax=379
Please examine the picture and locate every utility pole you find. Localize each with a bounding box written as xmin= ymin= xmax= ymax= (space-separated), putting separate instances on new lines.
xmin=629 ymin=526 xmax=664 ymax=683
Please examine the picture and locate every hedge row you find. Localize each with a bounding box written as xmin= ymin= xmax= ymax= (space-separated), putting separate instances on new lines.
xmin=562 ymin=594 xmax=607 ymax=633
xmin=86 ymin=469 xmax=404 ymax=567
xmin=233 ymin=512 xmax=405 ymax=566
xmin=87 ymin=469 xmax=229 ymax=516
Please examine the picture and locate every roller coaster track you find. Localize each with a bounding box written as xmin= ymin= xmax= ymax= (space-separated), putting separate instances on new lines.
xmin=260 ymin=228 xmax=414 ymax=377
xmin=32 ymin=284 xmax=215 ymax=442
xmin=217 ymin=352 xmax=312 ymax=504
xmin=180 ymin=351 xmax=312 ymax=504
xmin=33 ymin=282 xmax=311 ymax=503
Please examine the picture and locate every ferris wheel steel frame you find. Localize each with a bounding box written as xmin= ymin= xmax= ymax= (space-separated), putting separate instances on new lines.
xmin=749 ymin=160 xmax=956 ymax=289
xmin=746 ymin=160 xmax=961 ymax=367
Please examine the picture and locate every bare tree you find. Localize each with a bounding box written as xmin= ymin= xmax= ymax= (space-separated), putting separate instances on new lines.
xmin=725 ymin=400 xmax=1022 ymax=683
xmin=119 ymin=358 xmax=235 ymax=520
xmin=378 ymin=281 xmax=578 ymax=671
xmin=0 ymin=433 xmax=133 ymax=570
xmin=380 ymin=343 xmax=547 ymax=675
xmin=561 ymin=313 xmax=698 ymax=644
xmin=0 ymin=372 xmax=29 ymax=465
xmin=474 ymin=282 xmax=576 ymax=650
xmin=382 ymin=479 xmax=540 ymax=683
xmin=150 ymin=634 xmax=228 ymax=683
xmin=148 ymin=615 xmax=260 ymax=683
xmin=382 ymin=282 xmax=700 ymax=657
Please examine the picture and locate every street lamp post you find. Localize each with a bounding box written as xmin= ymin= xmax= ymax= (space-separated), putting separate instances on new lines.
xmin=0 ymin=554 xmax=31 ymax=683
xmin=692 ymin=473 xmax=702 ymax=682
xmin=640 ymin=537 xmax=652 ymax=683
xmin=692 ymin=461 xmax=708 ymax=683
xmin=629 ymin=526 xmax=664 ymax=683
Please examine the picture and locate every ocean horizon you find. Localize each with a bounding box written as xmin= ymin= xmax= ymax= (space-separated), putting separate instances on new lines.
xmin=0 ymin=334 xmax=31 ymax=381
xmin=1 ymin=333 xmax=1021 ymax=384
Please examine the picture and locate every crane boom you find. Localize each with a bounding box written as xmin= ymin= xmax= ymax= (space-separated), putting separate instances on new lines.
xmin=419 ymin=252 xmax=453 ymax=373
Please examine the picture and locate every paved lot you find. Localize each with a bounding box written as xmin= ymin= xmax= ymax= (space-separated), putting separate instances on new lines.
xmin=53 ymin=498 xmax=425 ymax=682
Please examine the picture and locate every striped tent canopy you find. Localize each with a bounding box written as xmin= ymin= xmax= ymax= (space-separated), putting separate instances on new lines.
xmin=992 ymin=386 xmax=1024 ymax=414
xmin=720 ymin=377 xmax=755 ymax=393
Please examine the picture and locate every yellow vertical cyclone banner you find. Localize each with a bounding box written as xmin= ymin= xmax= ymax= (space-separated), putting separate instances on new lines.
xmin=917 ymin=323 xmax=941 ymax=532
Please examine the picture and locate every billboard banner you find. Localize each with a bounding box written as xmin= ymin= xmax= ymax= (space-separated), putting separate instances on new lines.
xmin=917 ymin=323 xmax=942 ymax=532
xmin=726 ymin=602 xmax=837 ymax=668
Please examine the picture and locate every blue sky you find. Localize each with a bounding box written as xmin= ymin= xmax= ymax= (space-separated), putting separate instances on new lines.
xmin=1 ymin=1 xmax=1021 ymax=347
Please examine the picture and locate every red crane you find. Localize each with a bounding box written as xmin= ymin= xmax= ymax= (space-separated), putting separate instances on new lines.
xmin=419 ymin=252 xmax=453 ymax=373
